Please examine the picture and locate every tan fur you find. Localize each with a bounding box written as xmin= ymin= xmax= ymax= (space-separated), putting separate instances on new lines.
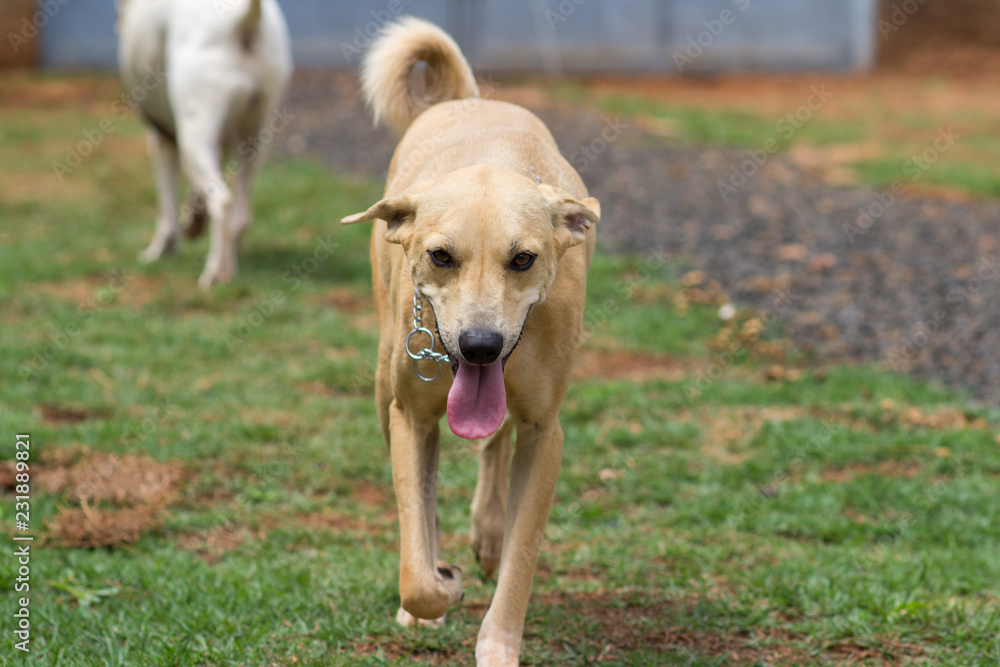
xmin=360 ymin=16 xmax=480 ymax=135
xmin=343 ymin=18 xmax=599 ymax=666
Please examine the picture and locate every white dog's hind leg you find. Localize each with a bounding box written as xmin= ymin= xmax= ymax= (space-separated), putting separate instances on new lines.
xmin=229 ymin=147 xmax=258 ymax=249
xmin=139 ymin=129 xmax=181 ymax=263
xmin=178 ymin=126 xmax=234 ymax=289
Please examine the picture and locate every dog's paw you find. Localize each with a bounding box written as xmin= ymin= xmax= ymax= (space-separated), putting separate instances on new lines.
xmin=395 ymin=606 xmax=446 ymax=628
xmin=435 ymin=561 xmax=463 ymax=601
xmin=475 ymin=627 xmax=521 ymax=667
xmin=198 ymin=264 xmax=234 ymax=289
xmin=471 ymin=521 xmax=504 ymax=578
xmin=139 ymin=235 xmax=177 ymax=263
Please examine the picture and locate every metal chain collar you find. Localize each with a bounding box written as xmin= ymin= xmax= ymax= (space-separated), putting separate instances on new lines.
xmin=405 ymin=288 xmax=450 ymax=382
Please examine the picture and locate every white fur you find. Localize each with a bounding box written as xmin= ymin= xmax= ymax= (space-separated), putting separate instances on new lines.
xmin=118 ymin=0 xmax=292 ymax=288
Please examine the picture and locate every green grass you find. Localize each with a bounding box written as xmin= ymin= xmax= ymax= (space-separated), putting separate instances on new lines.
xmin=555 ymin=82 xmax=1000 ymax=199
xmin=2 ymin=77 xmax=1000 ymax=666
xmin=577 ymin=91 xmax=869 ymax=149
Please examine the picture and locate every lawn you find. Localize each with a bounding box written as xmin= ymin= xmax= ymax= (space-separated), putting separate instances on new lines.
xmin=555 ymin=74 xmax=1000 ymax=199
xmin=1 ymin=74 xmax=999 ymax=666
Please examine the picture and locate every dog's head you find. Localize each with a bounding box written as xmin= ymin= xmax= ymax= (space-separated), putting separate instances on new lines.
xmin=343 ymin=164 xmax=599 ymax=438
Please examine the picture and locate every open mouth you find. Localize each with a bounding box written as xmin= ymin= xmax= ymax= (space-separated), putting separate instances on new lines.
xmin=439 ymin=329 xmax=522 ymax=441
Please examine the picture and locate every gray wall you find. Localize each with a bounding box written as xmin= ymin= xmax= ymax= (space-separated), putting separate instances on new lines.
xmin=40 ymin=0 xmax=877 ymax=72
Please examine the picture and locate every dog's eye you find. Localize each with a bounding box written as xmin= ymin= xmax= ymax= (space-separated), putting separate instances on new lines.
xmin=429 ymin=249 xmax=454 ymax=267
xmin=510 ymin=252 xmax=536 ymax=271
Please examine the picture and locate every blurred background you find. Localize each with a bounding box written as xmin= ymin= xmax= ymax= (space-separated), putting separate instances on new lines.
xmin=2 ymin=0 xmax=999 ymax=73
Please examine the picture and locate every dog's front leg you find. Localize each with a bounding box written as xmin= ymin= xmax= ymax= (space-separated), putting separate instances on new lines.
xmin=388 ymin=400 xmax=463 ymax=625
xmin=476 ymin=419 xmax=563 ymax=667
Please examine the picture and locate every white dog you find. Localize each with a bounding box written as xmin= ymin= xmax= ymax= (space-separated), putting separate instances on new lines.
xmin=117 ymin=0 xmax=292 ymax=287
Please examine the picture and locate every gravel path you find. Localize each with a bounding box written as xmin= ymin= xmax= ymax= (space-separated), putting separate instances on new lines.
xmin=274 ymin=72 xmax=1000 ymax=404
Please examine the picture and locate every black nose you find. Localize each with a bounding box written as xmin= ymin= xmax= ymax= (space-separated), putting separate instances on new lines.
xmin=458 ymin=329 xmax=504 ymax=365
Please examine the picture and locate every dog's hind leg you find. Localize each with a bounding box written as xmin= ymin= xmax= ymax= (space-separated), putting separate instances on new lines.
xmin=470 ymin=413 xmax=514 ymax=577
xmin=139 ymin=129 xmax=181 ymax=263
xmin=229 ymin=145 xmax=258 ymax=248
xmin=388 ymin=402 xmax=463 ymax=626
xmin=177 ymin=123 xmax=234 ymax=289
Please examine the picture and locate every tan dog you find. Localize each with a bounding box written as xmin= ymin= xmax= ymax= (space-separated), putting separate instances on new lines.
xmin=342 ymin=18 xmax=599 ymax=666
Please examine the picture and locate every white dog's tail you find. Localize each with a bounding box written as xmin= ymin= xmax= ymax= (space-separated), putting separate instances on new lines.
xmin=237 ymin=0 xmax=263 ymax=47
xmin=361 ymin=17 xmax=479 ymax=135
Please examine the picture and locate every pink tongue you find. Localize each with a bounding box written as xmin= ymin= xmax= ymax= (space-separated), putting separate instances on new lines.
xmin=447 ymin=360 xmax=506 ymax=439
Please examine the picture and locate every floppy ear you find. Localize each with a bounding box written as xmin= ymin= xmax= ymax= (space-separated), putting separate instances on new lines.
xmin=341 ymin=193 xmax=420 ymax=244
xmin=538 ymin=184 xmax=600 ymax=249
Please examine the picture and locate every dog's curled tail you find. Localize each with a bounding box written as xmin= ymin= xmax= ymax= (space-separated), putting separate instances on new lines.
xmin=362 ymin=17 xmax=479 ymax=135
xmin=237 ymin=0 xmax=263 ymax=48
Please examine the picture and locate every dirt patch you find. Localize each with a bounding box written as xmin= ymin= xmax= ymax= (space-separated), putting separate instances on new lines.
xmin=283 ymin=510 xmax=383 ymax=534
xmin=897 ymin=406 xmax=985 ymax=430
xmin=175 ymin=508 xmax=394 ymax=562
xmin=698 ymin=406 xmax=809 ymax=465
xmin=823 ymin=460 xmax=926 ymax=484
xmin=354 ymin=480 xmax=392 ymax=508
xmin=787 ymin=143 xmax=884 ymax=187
xmin=0 ymin=170 xmax=98 ymax=206
xmin=573 ymin=348 xmax=693 ymax=383
xmin=176 ymin=525 xmax=262 ymax=564
xmin=55 ymin=452 xmax=183 ymax=505
xmin=0 ymin=74 xmax=122 ymax=109
xmin=36 ymin=404 xmax=110 ymax=425
xmin=2 ymin=448 xmax=186 ymax=548
xmin=317 ymin=288 xmax=372 ymax=314
xmin=28 ymin=272 xmax=161 ymax=311
xmin=47 ymin=502 xmax=166 ymax=549
xmin=352 ymin=638 xmax=469 ymax=666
